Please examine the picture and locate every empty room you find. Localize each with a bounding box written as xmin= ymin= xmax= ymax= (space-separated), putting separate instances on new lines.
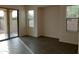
xmin=0 ymin=5 xmax=78 ymax=54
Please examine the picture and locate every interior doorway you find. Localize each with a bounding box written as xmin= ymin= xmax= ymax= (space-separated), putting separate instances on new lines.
xmin=0 ymin=8 xmax=19 ymax=41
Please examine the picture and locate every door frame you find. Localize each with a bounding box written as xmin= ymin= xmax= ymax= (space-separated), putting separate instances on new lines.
xmin=0 ymin=7 xmax=19 ymax=41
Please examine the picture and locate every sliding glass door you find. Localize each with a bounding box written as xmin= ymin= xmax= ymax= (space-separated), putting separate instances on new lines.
xmin=9 ymin=10 xmax=18 ymax=38
xmin=0 ymin=9 xmax=8 ymax=40
xmin=0 ymin=8 xmax=19 ymax=41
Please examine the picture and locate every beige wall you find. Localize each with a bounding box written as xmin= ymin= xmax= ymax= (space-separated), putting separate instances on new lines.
xmin=43 ymin=6 xmax=60 ymax=38
xmin=37 ymin=7 xmax=44 ymax=36
xmin=42 ymin=6 xmax=78 ymax=44
xmin=43 ymin=6 xmax=78 ymax=44
xmin=31 ymin=6 xmax=78 ymax=44
xmin=59 ymin=6 xmax=78 ymax=44
xmin=25 ymin=5 xmax=78 ymax=44
xmin=19 ymin=6 xmax=27 ymax=36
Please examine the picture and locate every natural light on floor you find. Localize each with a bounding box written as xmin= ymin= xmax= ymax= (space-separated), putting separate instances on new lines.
xmin=0 ymin=41 xmax=9 ymax=54
xmin=0 ymin=33 xmax=18 ymax=40
xmin=0 ymin=34 xmax=8 ymax=40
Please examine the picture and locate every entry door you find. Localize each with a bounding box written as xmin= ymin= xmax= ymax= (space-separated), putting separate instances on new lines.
xmin=27 ymin=10 xmax=35 ymax=36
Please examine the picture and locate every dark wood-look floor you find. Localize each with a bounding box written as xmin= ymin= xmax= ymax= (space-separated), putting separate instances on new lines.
xmin=0 ymin=38 xmax=31 ymax=54
xmin=0 ymin=36 xmax=78 ymax=54
xmin=20 ymin=36 xmax=78 ymax=54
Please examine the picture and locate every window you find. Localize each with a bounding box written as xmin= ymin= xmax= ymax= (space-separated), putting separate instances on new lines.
xmin=66 ymin=6 xmax=79 ymax=32
xmin=28 ymin=10 xmax=34 ymax=27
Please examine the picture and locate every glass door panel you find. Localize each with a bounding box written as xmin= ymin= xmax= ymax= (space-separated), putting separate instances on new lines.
xmin=0 ymin=8 xmax=19 ymax=41
xmin=27 ymin=10 xmax=34 ymax=36
xmin=9 ymin=10 xmax=18 ymax=38
xmin=0 ymin=9 xmax=8 ymax=40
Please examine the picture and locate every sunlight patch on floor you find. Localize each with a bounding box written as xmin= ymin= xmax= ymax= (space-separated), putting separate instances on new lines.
xmin=0 ymin=41 xmax=9 ymax=54
xmin=0 ymin=34 xmax=8 ymax=40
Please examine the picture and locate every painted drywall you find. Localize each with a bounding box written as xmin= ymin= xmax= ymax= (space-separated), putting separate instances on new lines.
xmin=25 ymin=5 xmax=78 ymax=44
xmin=37 ymin=7 xmax=44 ymax=36
xmin=0 ymin=5 xmax=27 ymax=36
xmin=43 ymin=6 xmax=60 ymax=38
xmin=42 ymin=6 xmax=78 ymax=44
xmin=59 ymin=6 xmax=78 ymax=44
xmin=19 ymin=7 xmax=27 ymax=36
